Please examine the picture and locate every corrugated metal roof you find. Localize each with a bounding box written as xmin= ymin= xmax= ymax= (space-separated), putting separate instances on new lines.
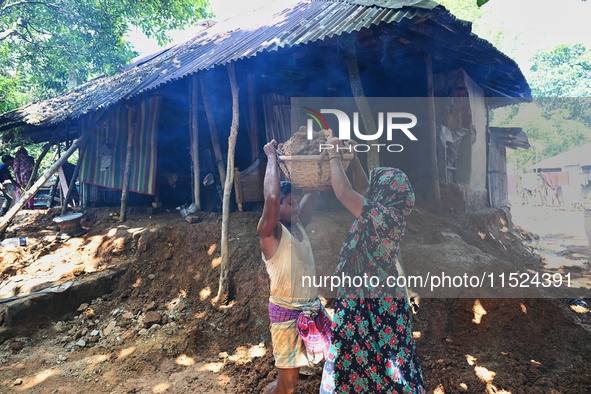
xmin=0 ymin=0 xmax=530 ymax=133
xmin=490 ymin=127 xmax=530 ymax=149
xmin=531 ymin=142 xmax=591 ymax=171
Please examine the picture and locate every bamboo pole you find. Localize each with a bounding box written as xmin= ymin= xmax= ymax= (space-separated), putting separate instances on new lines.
xmin=216 ymin=63 xmax=239 ymax=304
xmin=0 ymin=133 xmax=90 ymax=234
xmin=425 ymin=54 xmax=441 ymax=212
xmin=190 ymin=74 xmax=201 ymax=210
xmin=61 ymin=145 xmax=86 ymax=215
xmin=200 ymin=74 xmax=227 ymax=185
xmin=342 ymin=39 xmax=380 ymax=169
xmin=119 ymin=106 xmax=136 ymax=222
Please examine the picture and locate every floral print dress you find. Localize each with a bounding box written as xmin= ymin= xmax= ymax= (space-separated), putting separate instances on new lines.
xmin=320 ymin=168 xmax=425 ymax=394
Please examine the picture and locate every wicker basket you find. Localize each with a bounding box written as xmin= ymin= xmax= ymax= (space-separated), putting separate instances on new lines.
xmin=277 ymin=153 xmax=355 ymax=190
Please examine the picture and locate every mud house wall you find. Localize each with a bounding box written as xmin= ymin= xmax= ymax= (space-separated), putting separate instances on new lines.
xmin=435 ymin=68 xmax=488 ymax=212
xmin=465 ymin=71 xmax=488 ymax=211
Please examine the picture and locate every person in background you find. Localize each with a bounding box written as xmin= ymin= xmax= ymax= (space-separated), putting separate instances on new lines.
xmin=0 ymin=154 xmax=19 ymax=215
xmin=13 ymin=147 xmax=36 ymax=209
xmin=320 ymin=137 xmax=425 ymax=393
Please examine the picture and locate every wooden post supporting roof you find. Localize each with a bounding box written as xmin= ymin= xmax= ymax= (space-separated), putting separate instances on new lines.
xmin=216 ymin=63 xmax=239 ymax=304
xmin=200 ymin=74 xmax=227 ymax=186
xmin=119 ymin=106 xmax=136 ymax=223
xmin=247 ymin=74 xmax=260 ymax=162
xmin=190 ymin=74 xmax=201 ymax=210
xmin=342 ymin=38 xmax=380 ymax=170
xmin=44 ymin=148 xmax=61 ymax=208
xmin=425 ymin=54 xmax=441 ymax=211
xmin=61 ymin=145 xmax=86 ymax=215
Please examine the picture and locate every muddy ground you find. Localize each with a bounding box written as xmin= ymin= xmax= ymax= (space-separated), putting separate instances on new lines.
xmin=0 ymin=202 xmax=590 ymax=393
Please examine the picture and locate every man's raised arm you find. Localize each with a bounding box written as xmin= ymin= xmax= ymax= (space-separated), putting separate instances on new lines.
xmin=257 ymin=140 xmax=281 ymax=260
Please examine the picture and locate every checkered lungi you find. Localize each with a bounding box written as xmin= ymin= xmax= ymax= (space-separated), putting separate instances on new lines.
xmin=268 ymin=302 xmax=331 ymax=368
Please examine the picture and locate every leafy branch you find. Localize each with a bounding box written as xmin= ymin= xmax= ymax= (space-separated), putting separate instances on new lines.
xmin=0 ymin=0 xmax=211 ymax=112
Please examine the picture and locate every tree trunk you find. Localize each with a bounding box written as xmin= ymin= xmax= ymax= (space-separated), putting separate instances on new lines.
xmin=119 ymin=106 xmax=136 ymax=222
xmin=0 ymin=133 xmax=90 ymax=234
xmin=216 ymin=63 xmax=239 ymax=304
xmin=190 ymin=74 xmax=201 ymax=210
xmin=342 ymin=40 xmax=380 ymax=169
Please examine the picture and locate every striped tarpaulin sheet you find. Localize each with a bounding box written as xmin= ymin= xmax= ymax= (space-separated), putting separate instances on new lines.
xmin=79 ymin=96 xmax=161 ymax=195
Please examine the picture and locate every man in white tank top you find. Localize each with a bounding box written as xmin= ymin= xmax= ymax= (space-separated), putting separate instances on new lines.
xmin=258 ymin=140 xmax=323 ymax=394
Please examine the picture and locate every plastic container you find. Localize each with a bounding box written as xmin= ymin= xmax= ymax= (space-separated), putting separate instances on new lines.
xmin=0 ymin=237 xmax=28 ymax=247
xmin=177 ymin=203 xmax=197 ymax=218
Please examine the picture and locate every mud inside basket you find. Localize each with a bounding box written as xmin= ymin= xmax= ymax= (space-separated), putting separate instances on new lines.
xmin=277 ymin=153 xmax=354 ymax=190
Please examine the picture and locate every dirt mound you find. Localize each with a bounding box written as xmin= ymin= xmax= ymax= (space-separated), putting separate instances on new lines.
xmin=0 ymin=206 xmax=590 ymax=393
xmin=277 ymin=127 xmax=332 ymax=156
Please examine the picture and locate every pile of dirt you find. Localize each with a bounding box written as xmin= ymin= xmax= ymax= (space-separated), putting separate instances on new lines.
xmin=0 ymin=205 xmax=590 ymax=393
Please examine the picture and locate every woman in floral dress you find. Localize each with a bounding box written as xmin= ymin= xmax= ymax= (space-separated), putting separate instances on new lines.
xmin=320 ymin=138 xmax=425 ymax=393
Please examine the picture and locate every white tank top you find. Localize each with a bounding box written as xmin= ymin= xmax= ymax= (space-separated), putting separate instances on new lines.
xmin=262 ymin=222 xmax=318 ymax=309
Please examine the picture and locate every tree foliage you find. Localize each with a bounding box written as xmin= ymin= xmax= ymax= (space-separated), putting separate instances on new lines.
xmin=492 ymin=43 xmax=591 ymax=173
xmin=527 ymin=44 xmax=591 ymax=156
xmin=436 ymin=0 xmax=484 ymax=22
xmin=497 ymin=100 xmax=591 ymax=172
xmin=0 ymin=0 xmax=211 ymax=108
xmin=529 ymin=43 xmax=591 ymax=97
xmin=435 ymin=0 xmax=507 ymax=54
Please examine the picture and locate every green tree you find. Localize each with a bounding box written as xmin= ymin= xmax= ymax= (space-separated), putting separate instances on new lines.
xmin=0 ymin=72 xmax=27 ymax=114
xmin=436 ymin=0 xmax=485 ymax=21
xmin=0 ymin=0 xmax=211 ymax=107
xmin=496 ymin=44 xmax=591 ymax=172
xmin=529 ymin=44 xmax=591 ymax=150
xmin=529 ymin=44 xmax=591 ymax=97
xmin=435 ymin=0 xmax=507 ymax=54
